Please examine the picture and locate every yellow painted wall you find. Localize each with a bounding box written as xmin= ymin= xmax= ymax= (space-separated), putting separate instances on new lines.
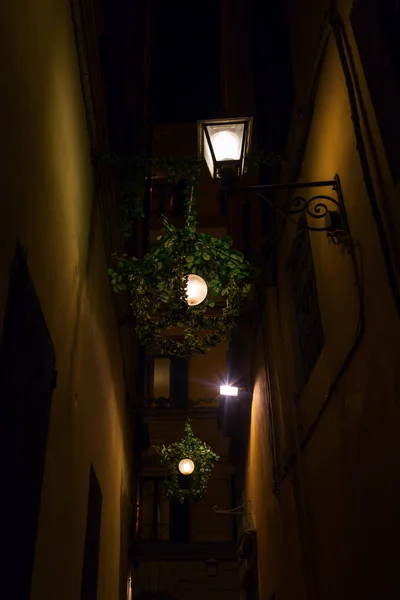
xmin=246 ymin=1 xmax=400 ymax=598
xmin=0 ymin=1 xmax=132 ymax=598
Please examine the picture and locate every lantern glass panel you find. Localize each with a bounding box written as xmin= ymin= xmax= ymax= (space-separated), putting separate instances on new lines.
xmin=206 ymin=123 xmax=245 ymax=161
xmin=203 ymin=130 xmax=215 ymax=177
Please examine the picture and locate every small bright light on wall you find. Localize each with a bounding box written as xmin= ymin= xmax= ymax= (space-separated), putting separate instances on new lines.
xmin=179 ymin=458 xmax=195 ymax=475
xmin=186 ymin=274 xmax=208 ymax=306
xmin=220 ymin=385 xmax=238 ymax=396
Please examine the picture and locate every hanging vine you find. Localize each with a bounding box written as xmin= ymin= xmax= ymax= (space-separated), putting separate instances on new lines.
xmin=154 ymin=421 xmax=219 ymax=503
xmin=100 ymin=151 xmax=281 ymax=240
xmin=105 ymin=152 xmax=267 ymax=356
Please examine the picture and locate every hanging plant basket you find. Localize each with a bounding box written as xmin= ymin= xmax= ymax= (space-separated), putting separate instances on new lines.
xmin=154 ymin=421 xmax=219 ymax=503
xmin=108 ymin=185 xmax=254 ymax=357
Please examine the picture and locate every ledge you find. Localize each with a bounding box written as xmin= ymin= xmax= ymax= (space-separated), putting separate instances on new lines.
xmin=134 ymin=541 xmax=238 ymax=562
xmin=143 ymin=406 xmax=219 ymax=422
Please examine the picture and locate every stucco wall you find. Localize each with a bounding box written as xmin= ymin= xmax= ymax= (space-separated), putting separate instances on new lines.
xmin=246 ymin=1 xmax=400 ymax=598
xmin=0 ymin=1 xmax=132 ymax=598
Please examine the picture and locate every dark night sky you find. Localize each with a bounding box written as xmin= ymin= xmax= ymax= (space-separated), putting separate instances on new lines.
xmin=101 ymin=0 xmax=293 ymax=153
xmin=149 ymin=0 xmax=293 ymax=152
xmin=149 ymin=0 xmax=222 ymax=123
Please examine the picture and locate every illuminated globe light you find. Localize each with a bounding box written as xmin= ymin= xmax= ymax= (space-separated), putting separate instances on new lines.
xmin=210 ymin=131 xmax=241 ymax=161
xmin=179 ymin=458 xmax=195 ymax=475
xmin=186 ymin=274 xmax=208 ymax=306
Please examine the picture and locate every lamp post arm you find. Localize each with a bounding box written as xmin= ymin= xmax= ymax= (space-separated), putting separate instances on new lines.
xmin=225 ymin=174 xmax=350 ymax=243
xmin=233 ymin=179 xmax=337 ymax=193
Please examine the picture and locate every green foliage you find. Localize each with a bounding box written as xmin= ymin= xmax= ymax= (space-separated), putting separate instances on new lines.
xmin=100 ymin=151 xmax=282 ymax=239
xmin=154 ymin=421 xmax=219 ymax=503
xmin=100 ymin=153 xmax=204 ymax=239
xmin=104 ymin=152 xmax=262 ymax=356
xmin=108 ymin=199 xmax=254 ymax=357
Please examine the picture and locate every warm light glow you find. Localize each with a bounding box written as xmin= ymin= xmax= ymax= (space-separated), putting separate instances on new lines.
xmin=220 ymin=385 xmax=238 ymax=396
xmin=179 ymin=458 xmax=195 ymax=475
xmin=186 ymin=274 xmax=208 ymax=306
xmin=210 ymin=130 xmax=241 ymax=161
xmin=198 ymin=118 xmax=252 ymax=178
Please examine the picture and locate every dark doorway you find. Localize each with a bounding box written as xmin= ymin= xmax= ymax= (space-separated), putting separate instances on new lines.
xmin=81 ymin=466 xmax=103 ymax=600
xmin=170 ymin=474 xmax=190 ymax=543
xmin=0 ymin=243 xmax=56 ymax=596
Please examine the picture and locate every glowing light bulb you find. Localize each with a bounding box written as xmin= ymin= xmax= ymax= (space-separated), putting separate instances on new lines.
xmin=186 ymin=274 xmax=208 ymax=306
xmin=211 ymin=131 xmax=241 ymax=161
xmin=220 ymin=385 xmax=238 ymax=396
xmin=179 ymin=458 xmax=195 ymax=475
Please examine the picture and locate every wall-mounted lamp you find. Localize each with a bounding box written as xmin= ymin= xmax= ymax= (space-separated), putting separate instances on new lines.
xmin=220 ymin=384 xmax=239 ymax=397
xmin=205 ymin=558 xmax=220 ymax=577
xmin=198 ymin=117 xmax=350 ymax=243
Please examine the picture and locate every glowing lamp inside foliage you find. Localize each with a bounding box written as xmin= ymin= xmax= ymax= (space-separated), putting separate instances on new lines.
xmin=186 ymin=274 xmax=208 ymax=306
xmin=179 ymin=458 xmax=195 ymax=475
xmin=220 ymin=385 xmax=238 ymax=396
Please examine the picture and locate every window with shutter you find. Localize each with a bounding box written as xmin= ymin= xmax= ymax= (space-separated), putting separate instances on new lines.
xmin=287 ymin=224 xmax=324 ymax=387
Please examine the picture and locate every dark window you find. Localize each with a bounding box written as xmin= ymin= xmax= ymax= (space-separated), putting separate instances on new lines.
xmin=139 ymin=478 xmax=189 ymax=542
xmin=170 ymin=357 xmax=189 ymax=408
xmin=288 ymin=224 xmax=323 ymax=386
xmin=150 ymin=0 xmax=221 ymax=122
xmin=170 ymin=475 xmax=190 ymax=543
xmin=351 ymin=0 xmax=400 ymax=182
xmin=0 ymin=244 xmax=56 ymax=597
xmin=81 ymin=466 xmax=103 ymax=600
xmin=144 ymin=356 xmax=189 ymax=408
xmin=119 ymin=487 xmax=130 ymax=600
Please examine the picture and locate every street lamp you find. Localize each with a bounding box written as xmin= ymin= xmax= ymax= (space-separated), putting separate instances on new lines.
xmin=220 ymin=384 xmax=239 ymax=396
xmin=197 ymin=117 xmax=253 ymax=180
xmin=198 ymin=116 xmax=350 ymax=242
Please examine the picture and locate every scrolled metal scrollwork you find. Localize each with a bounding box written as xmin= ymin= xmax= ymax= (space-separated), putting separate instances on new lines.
xmin=232 ymin=175 xmax=351 ymax=249
xmin=289 ymin=194 xmax=342 ymax=232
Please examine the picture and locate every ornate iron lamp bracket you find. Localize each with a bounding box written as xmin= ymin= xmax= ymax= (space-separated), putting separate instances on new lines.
xmin=229 ymin=174 xmax=350 ymax=247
